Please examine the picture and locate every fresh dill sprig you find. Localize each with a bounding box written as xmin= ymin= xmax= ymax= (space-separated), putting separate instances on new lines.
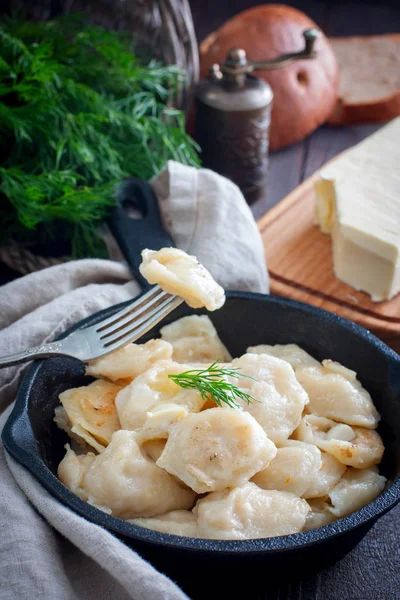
xmin=168 ymin=361 xmax=257 ymax=409
xmin=0 ymin=15 xmax=200 ymax=258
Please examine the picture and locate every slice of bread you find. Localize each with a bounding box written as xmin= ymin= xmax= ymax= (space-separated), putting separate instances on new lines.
xmin=328 ymin=34 xmax=400 ymax=125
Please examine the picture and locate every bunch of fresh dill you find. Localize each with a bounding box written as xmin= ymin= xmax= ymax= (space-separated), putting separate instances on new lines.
xmin=0 ymin=16 xmax=200 ymax=257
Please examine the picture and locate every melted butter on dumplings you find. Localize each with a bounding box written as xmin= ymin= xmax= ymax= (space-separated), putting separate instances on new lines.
xmin=86 ymin=339 xmax=172 ymax=383
xmin=115 ymin=360 xmax=207 ymax=436
xmin=195 ymin=482 xmax=310 ymax=540
xmin=59 ymin=380 xmax=122 ymax=452
xmin=139 ymin=248 xmax=225 ymax=311
xmin=156 ymin=408 xmax=277 ymax=493
xmin=231 ymin=353 xmax=309 ymax=445
xmin=160 ymin=315 xmax=231 ymax=363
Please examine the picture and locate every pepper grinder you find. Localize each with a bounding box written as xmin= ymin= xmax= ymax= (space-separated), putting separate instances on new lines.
xmin=193 ymin=29 xmax=320 ymax=202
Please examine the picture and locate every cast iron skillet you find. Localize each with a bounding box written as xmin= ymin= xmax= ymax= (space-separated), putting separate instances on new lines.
xmin=2 ymin=179 xmax=400 ymax=594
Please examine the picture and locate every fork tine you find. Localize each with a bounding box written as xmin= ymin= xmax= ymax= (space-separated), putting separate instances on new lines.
xmin=101 ymin=297 xmax=183 ymax=353
xmin=101 ymin=295 xmax=179 ymax=345
xmin=98 ymin=288 xmax=171 ymax=335
xmin=94 ymin=286 xmax=165 ymax=332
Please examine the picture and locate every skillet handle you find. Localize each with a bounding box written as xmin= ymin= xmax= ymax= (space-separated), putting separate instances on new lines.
xmin=108 ymin=178 xmax=174 ymax=290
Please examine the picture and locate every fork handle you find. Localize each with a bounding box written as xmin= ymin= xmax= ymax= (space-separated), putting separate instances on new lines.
xmin=0 ymin=341 xmax=66 ymax=368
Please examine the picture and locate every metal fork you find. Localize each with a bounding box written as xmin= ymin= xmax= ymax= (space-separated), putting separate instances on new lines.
xmin=0 ymin=286 xmax=183 ymax=368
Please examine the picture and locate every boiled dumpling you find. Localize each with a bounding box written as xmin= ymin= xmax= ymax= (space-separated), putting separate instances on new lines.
xmin=58 ymin=430 xmax=195 ymax=519
xmin=252 ymin=440 xmax=322 ymax=498
xmin=139 ymin=248 xmax=225 ymax=311
xmin=327 ymin=468 xmax=386 ymax=518
xmin=321 ymin=425 xmax=384 ymax=469
xmin=303 ymin=498 xmax=335 ymax=531
xmin=129 ymin=510 xmax=198 ymax=537
xmin=230 ymin=353 xmax=309 ymax=445
xmin=141 ymin=439 xmax=167 ymax=462
xmin=246 ymin=344 xmax=319 ymax=371
xmin=115 ymin=360 xmax=206 ymax=434
xmin=54 ymin=406 xmax=95 ymax=453
xmin=160 ymin=315 xmax=231 ymax=363
xmin=58 ymin=444 xmax=96 ymax=499
xmin=296 ymin=364 xmax=380 ymax=428
xmin=302 ymin=451 xmax=346 ymax=499
xmin=293 ymin=417 xmax=347 ymax=498
xmin=303 ymin=467 xmax=386 ymax=530
xmin=294 ymin=414 xmax=384 ymax=469
xmin=58 ymin=380 xmax=122 ymax=453
xmin=195 ymin=482 xmax=310 ymax=539
xmin=321 ymin=359 xmax=357 ymax=379
xmin=156 ymin=408 xmax=277 ymax=493
xmin=86 ymin=339 xmax=173 ymax=383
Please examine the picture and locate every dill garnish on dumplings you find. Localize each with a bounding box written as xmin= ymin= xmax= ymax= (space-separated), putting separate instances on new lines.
xmin=168 ymin=361 xmax=257 ymax=408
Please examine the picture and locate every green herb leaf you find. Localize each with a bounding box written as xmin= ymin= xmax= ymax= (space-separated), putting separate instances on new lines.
xmin=0 ymin=15 xmax=200 ymax=258
xmin=168 ymin=361 xmax=257 ymax=409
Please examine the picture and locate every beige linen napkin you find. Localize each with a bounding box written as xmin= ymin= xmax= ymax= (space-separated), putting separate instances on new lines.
xmin=0 ymin=162 xmax=269 ymax=600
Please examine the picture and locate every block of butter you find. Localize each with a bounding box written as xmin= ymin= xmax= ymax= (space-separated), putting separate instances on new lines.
xmin=315 ymin=117 xmax=400 ymax=302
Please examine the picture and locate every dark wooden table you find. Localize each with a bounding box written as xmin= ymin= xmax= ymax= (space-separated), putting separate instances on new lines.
xmin=0 ymin=1 xmax=399 ymax=598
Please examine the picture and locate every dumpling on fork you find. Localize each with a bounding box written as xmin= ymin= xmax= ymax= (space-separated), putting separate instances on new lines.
xmin=139 ymin=247 xmax=225 ymax=311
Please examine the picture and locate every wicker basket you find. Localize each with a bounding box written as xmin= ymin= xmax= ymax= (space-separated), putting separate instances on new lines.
xmin=0 ymin=0 xmax=198 ymax=275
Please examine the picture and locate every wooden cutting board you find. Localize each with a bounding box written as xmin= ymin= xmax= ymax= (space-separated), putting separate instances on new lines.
xmin=257 ymin=171 xmax=400 ymax=355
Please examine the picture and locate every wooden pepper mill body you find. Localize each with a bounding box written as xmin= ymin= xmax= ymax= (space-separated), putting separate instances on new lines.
xmin=193 ymin=29 xmax=320 ymax=202
xmin=194 ymin=73 xmax=273 ymax=201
